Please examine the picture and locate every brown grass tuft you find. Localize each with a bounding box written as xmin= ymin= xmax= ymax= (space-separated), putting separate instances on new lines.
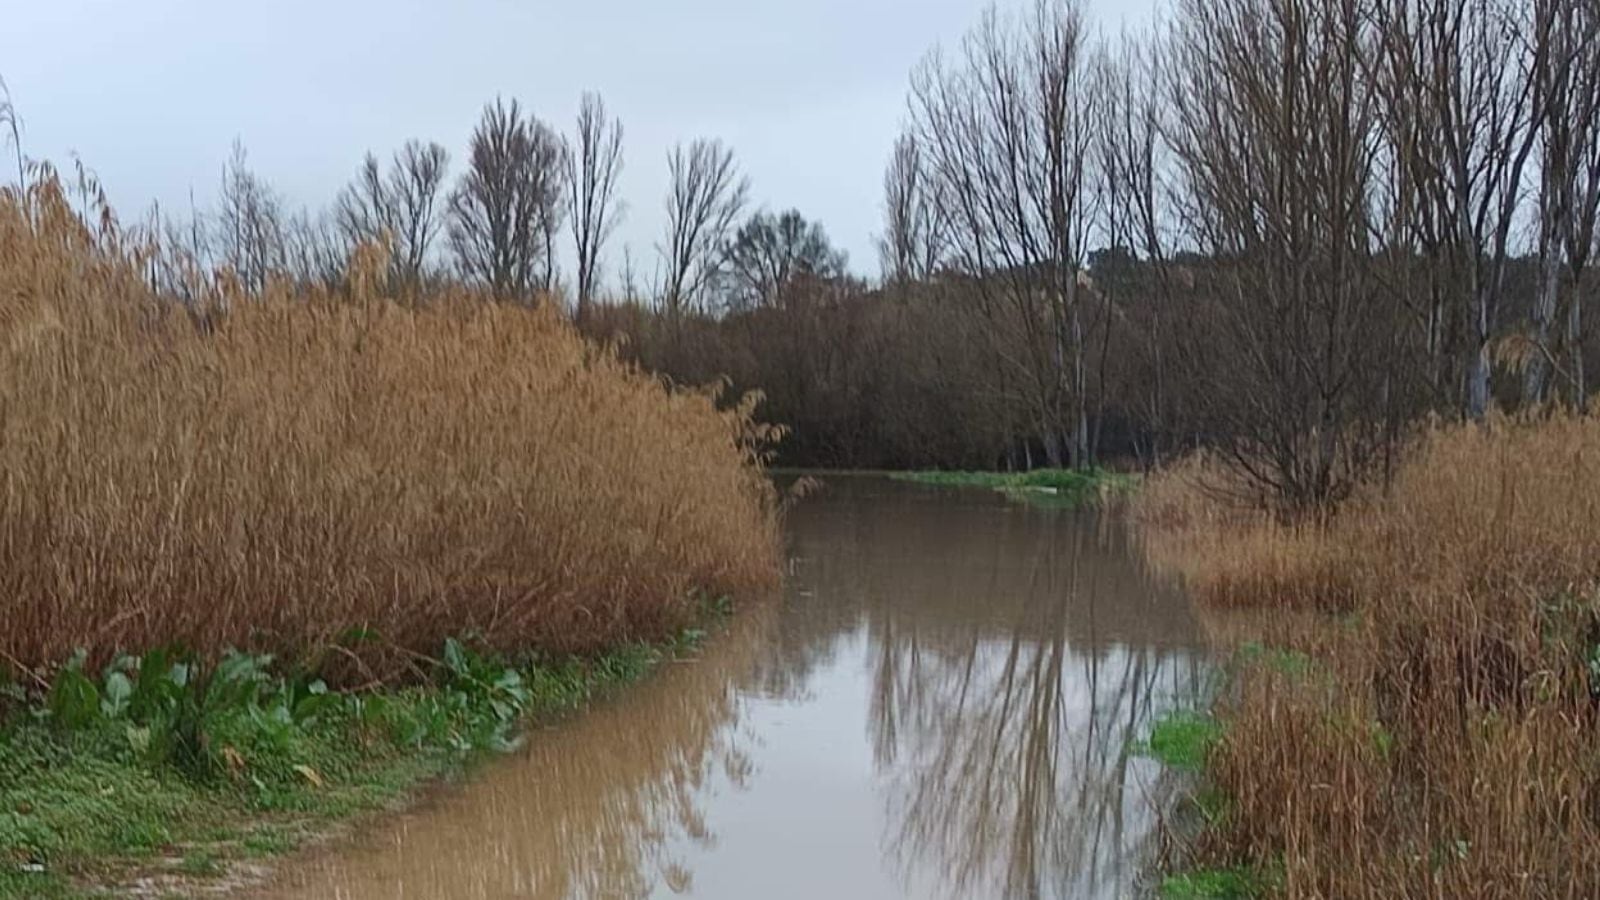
xmin=1131 ymin=454 xmax=1357 ymax=613
xmin=0 ymin=177 xmax=780 ymax=682
xmin=1135 ymin=418 xmax=1600 ymax=896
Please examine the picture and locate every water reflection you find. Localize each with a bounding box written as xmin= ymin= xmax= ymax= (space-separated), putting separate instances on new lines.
xmin=268 ymin=477 xmax=1206 ymax=899
xmin=793 ymin=480 xmax=1206 ymax=899
xmin=266 ymin=603 xmax=778 ymax=899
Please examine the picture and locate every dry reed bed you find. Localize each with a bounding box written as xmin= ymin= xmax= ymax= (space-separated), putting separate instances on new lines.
xmin=0 ymin=179 xmax=780 ymax=682
xmin=1133 ymin=421 xmax=1600 ymax=897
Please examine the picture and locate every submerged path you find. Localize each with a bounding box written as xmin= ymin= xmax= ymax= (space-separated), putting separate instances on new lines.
xmin=263 ymin=477 xmax=1208 ymax=899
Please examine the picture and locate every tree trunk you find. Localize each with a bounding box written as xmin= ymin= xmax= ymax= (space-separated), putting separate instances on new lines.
xmin=1466 ymin=344 xmax=1492 ymax=419
xmin=1571 ymin=286 xmax=1589 ymax=414
xmin=1040 ymin=421 xmax=1064 ymax=469
xmin=1525 ymin=185 xmax=1564 ymax=407
xmin=1466 ymin=285 xmax=1492 ymax=419
xmin=1525 ymin=254 xmax=1562 ymax=406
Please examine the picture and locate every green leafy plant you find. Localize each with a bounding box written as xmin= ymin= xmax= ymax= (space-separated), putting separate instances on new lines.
xmin=46 ymin=651 xmax=100 ymax=731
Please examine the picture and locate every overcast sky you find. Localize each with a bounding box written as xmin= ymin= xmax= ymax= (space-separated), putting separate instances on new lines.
xmin=2 ymin=0 xmax=1154 ymax=286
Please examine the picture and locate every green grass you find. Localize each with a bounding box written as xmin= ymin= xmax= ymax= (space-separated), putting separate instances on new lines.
xmin=1160 ymin=865 xmax=1271 ymax=899
xmin=891 ymin=467 xmax=1136 ymax=507
xmin=1139 ymin=671 xmax=1287 ymax=898
xmin=1133 ymin=711 xmax=1244 ymax=895
xmin=1135 ymin=710 xmax=1223 ymax=772
xmin=0 ymin=600 xmax=730 ymax=898
xmin=0 ymin=869 xmax=74 ymax=900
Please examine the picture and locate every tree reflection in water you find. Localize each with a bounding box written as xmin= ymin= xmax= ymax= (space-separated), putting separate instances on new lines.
xmin=269 ymin=478 xmax=1206 ymax=900
xmin=268 ymin=600 xmax=780 ymax=900
xmin=813 ymin=481 xmax=1209 ymax=898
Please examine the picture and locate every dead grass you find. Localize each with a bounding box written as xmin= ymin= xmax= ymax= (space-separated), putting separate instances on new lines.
xmin=1131 ymin=453 xmax=1357 ymax=613
xmin=1135 ymin=418 xmax=1600 ymax=897
xmin=0 ymin=176 xmax=780 ymax=683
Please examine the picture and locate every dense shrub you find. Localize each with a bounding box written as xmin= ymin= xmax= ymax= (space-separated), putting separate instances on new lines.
xmin=0 ymin=177 xmax=779 ymax=682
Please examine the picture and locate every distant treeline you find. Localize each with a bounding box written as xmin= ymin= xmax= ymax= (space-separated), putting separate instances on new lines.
xmin=5 ymin=0 xmax=1590 ymax=512
xmin=582 ymin=249 xmax=1562 ymax=479
xmin=591 ymin=0 xmax=1600 ymax=515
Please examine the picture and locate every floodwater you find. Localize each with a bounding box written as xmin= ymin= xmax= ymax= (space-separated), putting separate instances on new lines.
xmin=266 ymin=477 xmax=1208 ymax=900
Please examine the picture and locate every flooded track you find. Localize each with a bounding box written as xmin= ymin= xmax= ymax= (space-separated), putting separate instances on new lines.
xmin=267 ymin=476 xmax=1208 ymax=899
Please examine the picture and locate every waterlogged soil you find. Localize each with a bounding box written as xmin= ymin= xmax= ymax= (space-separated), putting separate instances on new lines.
xmin=261 ymin=477 xmax=1208 ymax=899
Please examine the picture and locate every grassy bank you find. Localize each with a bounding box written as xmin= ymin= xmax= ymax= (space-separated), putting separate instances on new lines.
xmin=1131 ymin=417 xmax=1600 ymax=897
xmin=891 ymin=467 xmax=1135 ymax=507
xmin=0 ymin=604 xmax=728 ymax=898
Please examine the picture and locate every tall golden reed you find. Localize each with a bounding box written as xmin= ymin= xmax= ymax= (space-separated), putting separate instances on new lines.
xmin=0 ymin=178 xmax=780 ymax=681
xmin=1134 ymin=419 xmax=1600 ymax=896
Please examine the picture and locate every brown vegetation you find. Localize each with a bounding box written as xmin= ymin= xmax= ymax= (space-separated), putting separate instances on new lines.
xmin=1132 ymin=417 xmax=1600 ymax=896
xmin=0 ymin=175 xmax=780 ymax=683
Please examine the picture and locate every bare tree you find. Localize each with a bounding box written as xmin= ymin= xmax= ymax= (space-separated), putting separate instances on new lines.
xmin=1166 ymin=0 xmax=1398 ymax=511
xmin=618 ymin=244 xmax=644 ymax=303
xmin=284 ymin=208 xmax=347 ymax=291
xmin=659 ymin=138 xmax=748 ymax=316
xmin=1520 ymin=0 xmax=1600 ymax=407
xmin=335 ymin=154 xmax=386 ymax=253
xmin=565 ymin=92 xmax=625 ymax=323
xmin=215 ymin=140 xmax=286 ymax=295
xmin=392 ymin=141 xmax=451 ymax=289
xmin=1372 ymin=0 xmax=1552 ymax=419
xmin=335 ymin=140 xmax=450 ymax=293
xmin=1098 ymin=31 xmax=1176 ymax=465
xmin=878 ymin=132 xmax=948 ymax=287
xmin=448 ymin=98 xmax=567 ymax=302
xmin=722 ymin=209 xmax=847 ymax=310
xmin=908 ymin=0 xmax=1097 ymax=467
xmin=1557 ymin=0 xmax=1600 ymax=413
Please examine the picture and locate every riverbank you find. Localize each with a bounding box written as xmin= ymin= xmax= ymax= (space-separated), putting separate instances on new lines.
xmin=0 ymin=601 xmax=730 ymax=898
xmin=1130 ymin=416 xmax=1600 ymax=897
xmin=891 ymin=467 xmax=1136 ymax=507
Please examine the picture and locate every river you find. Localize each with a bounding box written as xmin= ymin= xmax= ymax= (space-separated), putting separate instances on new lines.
xmin=265 ymin=476 xmax=1208 ymax=899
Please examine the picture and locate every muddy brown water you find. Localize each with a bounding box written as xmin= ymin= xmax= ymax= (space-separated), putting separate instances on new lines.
xmin=265 ymin=476 xmax=1208 ymax=900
